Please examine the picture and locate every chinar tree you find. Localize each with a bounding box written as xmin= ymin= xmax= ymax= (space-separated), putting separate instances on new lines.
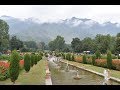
xmin=9 ymin=50 xmax=20 ymax=84
xmin=0 ymin=19 xmax=9 ymax=52
xmin=71 ymin=37 xmax=82 ymax=53
xmin=48 ymin=35 xmax=65 ymax=51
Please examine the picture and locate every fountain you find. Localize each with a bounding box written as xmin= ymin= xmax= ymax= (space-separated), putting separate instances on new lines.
xmin=103 ymin=69 xmax=112 ymax=85
xmin=65 ymin=61 xmax=69 ymax=72
xmin=48 ymin=60 xmax=120 ymax=85
xmin=73 ymin=70 xmax=82 ymax=80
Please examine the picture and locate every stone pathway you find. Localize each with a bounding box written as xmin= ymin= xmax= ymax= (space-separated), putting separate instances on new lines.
xmin=45 ymin=61 xmax=52 ymax=85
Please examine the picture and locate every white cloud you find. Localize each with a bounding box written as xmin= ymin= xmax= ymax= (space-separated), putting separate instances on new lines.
xmin=0 ymin=5 xmax=120 ymax=23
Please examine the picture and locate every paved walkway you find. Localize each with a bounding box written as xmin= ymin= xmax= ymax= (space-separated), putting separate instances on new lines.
xmin=45 ymin=61 xmax=52 ymax=85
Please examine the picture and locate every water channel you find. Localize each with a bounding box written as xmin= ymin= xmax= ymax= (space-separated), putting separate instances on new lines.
xmin=48 ymin=60 xmax=120 ymax=85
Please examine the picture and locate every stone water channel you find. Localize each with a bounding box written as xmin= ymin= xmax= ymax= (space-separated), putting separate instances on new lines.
xmin=48 ymin=59 xmax=120 ymax=85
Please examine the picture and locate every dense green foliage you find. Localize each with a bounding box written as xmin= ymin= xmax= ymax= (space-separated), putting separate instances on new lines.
xmin=107 ymin=50 xmax=112 ymax=69
xmin=34 ymin=54 xmax=38 ymax=65
xmin=24 ymin=54 xmax=31 ymax=72
xmin=10 ymin=36 xmax=23 ymax=50
xmin=71 ymin=54 xmax=75 ymax=61
xmin=95 ymin=50 xmax=101 ymax=59
xmin=92 ymin=55 xmax=96 ymax=65
xmin=71 ymin=38 xmax=82 ymax=53
xmin=9 ymin=50 xmax=20 ymax=84
xmin=30 ymin=54 xmax=35 ymax=67
xmin=82 ymin=54 xmax=87 ymax=64
xmin=0 ymin=54 xmax=10 ymax=61
xmin=0 ymin=19 xmax=9 ymax=52
xmin=48 ymin=35 xmax=65 ymax=51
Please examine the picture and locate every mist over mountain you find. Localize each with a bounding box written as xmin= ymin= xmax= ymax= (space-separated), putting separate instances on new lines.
xmin=0 ymin=15 xmax=120 ymax=44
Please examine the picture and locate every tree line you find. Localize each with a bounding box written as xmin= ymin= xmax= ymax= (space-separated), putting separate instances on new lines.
xmin=48 ymin=34 xmax=120 ymax=55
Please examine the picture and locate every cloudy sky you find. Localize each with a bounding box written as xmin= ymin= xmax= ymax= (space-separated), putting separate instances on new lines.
xmin=0 ymin=5 xmax=120 ymax=23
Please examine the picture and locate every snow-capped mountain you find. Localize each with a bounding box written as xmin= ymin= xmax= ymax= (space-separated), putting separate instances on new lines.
xmin=0 ymin=15 xmax=120 ymax=44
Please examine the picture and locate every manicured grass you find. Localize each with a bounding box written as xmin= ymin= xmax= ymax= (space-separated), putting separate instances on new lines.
xmin=0 ymin=59 xmax=46 ymax=85
xmin=63 ymin=60 xmax=120 ymax=79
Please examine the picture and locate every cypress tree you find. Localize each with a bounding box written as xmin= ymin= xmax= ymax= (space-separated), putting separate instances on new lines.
xmin=95 ymin=50 xmax=101 ymax=59
xmin=9 ymin=50 xmax=20 ymax=84
xmin=92 ymin=55 xmax=96 ymax=65
xmin=71 ymin=54 xmax=75 ymax=61
xmin=24 ymin=53 xmax=31 ymax=72
xmin=34 ymin=54 xmax=37 ymax=65
xmin=30 ymin=54 xmax=34 ymax=67
xmin=107 ymin=50 xmax=112 ymax=69
xmin=68 ymin=53 xmax=71 ymax=60
xmin=82 ymin=54 xmax=87 ymax=64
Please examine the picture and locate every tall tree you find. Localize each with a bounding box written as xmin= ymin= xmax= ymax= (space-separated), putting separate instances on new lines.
xmin=37 ymin=42 xmax=45 ymax=50
xmin=0 ymin=19 xmax=9 ymax=52
xmin=95 ymin=34 xmax=112 ymax=54
xmin=48 ymin=35 xmax=65 ymax=51
xmin=71 ymin=37 xmax=82 ymax=53
xmin=82 ymin=37 xmax=95 ymax=52
xmin=10 ymin=36 xmax=23 ymax=50
xmin=24 ymin=41 xmax=37 ymax=51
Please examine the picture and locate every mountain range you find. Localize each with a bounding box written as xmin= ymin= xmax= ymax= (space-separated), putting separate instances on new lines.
xmin=0 ymin=15 xmax=120 ymax=44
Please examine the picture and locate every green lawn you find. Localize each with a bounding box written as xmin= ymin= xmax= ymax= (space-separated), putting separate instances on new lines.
xmin=63 ymin=60 xmax=120 ymax=79
xmin=0 ymin=59 xmax=46 ymax=85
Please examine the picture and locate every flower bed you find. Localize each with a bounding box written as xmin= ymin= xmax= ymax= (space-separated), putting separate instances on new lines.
xmin=112 ymin=60 xmax=120 ymax=70
xmin=75 ymin=56 xmax=120 ymax=71
xmin=0 ymin=61 xmax=10 ymax=81
xmin=0 ymin=60 xmax=24 ymax=81
xmin=95 ymin=59 xmax=107 ymax=68
xmin=75 ymin=57 xmax=82 ymax=63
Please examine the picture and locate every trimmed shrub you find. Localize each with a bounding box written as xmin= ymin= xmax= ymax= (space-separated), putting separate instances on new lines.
xmin=107 ymin=50 xmax=112 ymax=69
xmin=75 ymin=56 xmax=82 ymax=63
xmin=30 ymin=54 xmax=35 ymax=67
xmin=34 ymin=54 xmax=38 ymax=65
xmin=92 ymin=55 xmax=96 ymax=65
xmin=9 ymin=50 xmax=20 ymax=84
xmin=95 ymin=50 xmax=101 ymax=59
xmin=82 ymin=54 xmax=87 ymax=64
xmin=112 ymin=60 xmax=120 ymax=70
xmin=66 ymin=53 xmax=71 ymax=61
xmin=24 ymin=54 xmax=31 ymax=72
xmin=95 ymin=59 xmax=107 ymax=68
xmin=37 ymin=55 xmax=41 ymax=62
xmin=71 ymin=54 xmax=75 ymax=61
